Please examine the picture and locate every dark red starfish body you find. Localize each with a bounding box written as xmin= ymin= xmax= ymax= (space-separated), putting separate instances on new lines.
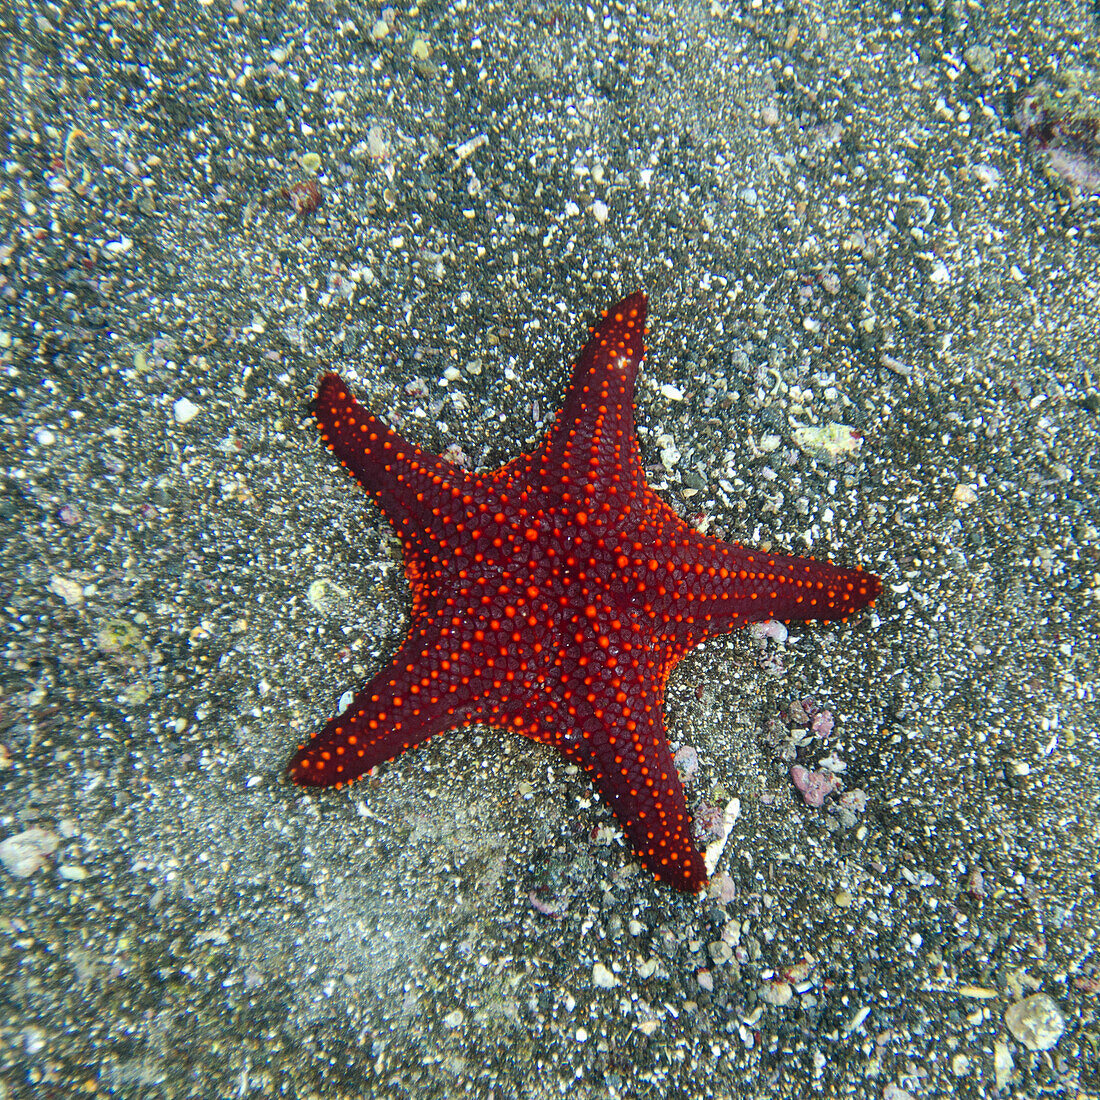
xmin=289 ymin=293 xmax=880 ymax=892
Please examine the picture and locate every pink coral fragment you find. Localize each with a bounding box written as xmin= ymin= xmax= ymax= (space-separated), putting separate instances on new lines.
xmin=790 ymin=764 xmax=840 ymax=807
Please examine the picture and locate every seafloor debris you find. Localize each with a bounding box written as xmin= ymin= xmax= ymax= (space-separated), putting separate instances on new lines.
xmin=284 ymin=178 xmax=323 ymax=216
xmin=1015 ymin=72 xmax=1100 ymax=200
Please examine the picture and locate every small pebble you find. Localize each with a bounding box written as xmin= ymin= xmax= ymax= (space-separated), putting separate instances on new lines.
xmin=963 ymin=44 xmax=996 ymax=78
xmin=792 ymin=422 xmax=861 ymax=460
xmin=592 ymin=962 xmax=618 ymax=988
xmin=1004 ymin=993 xmax=1064 ymax=1050
xmin=673 ymin=745 xmax=699 ymax=781
xmin=708 ymin=940 xmax=733 ymax=965
xmin=759 ymin=981 xmax=793 ymax=1006
xmin=790 ymin=764 xmax=840 ymax=807
xmin=0 ymin=827 xmax=60 ymax=877
xmin=367 ymin=126 xmax=388 ymax=160
xmin=173 ymin=397 xmax=201 ymax=425
xmin=993 ymin=1040 xmax=1014 ymax=1089
xmin=442 ymin=1009 xmax=464 ymax=1028
xmin=49 ymin=575 xmax=85 ymax=607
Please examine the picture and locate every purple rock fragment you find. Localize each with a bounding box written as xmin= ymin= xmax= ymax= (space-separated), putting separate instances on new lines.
xmin=790 ymin=765 xmax=840 ymax=807
xmin=673 ymin=744 xmax=700 ymax=782
xmin=1015 ymin=74 xmax=1100 ymax=198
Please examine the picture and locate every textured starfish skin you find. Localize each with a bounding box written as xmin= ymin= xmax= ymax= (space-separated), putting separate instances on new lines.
xmin=289 ymin=292 xmax=880 ymax=892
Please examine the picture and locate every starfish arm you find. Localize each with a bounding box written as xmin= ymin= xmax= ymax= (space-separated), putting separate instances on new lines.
xmin=556 ymin=658 xmax=707 ymax=893
xmin=622 ymin=511 xmax=881 ymax=645
xmin=288 ymin=617 xmax=490 ymax=788
xmin=545 ymin=638 xmax=708 ymax=893
xmin=532 ymin=293 xmax=647 ymax=531
xmin=315 ymin=373 xmax=469 ymax=530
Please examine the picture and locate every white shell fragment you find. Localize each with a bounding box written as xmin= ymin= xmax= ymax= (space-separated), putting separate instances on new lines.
xmin=0 ymin=827 xmax=61 ymax=877
xmin=173 ymin=397 xmax=201 ymax=425
xmin=792 ymin=422 xmax=862 ymax=460
xmin=1004 ymin=993 xmax=1065 ymax=1051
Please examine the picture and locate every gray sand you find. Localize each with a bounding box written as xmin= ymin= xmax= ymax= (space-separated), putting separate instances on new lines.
xmin=1 ymin=1 xmax=1097 ymax=1096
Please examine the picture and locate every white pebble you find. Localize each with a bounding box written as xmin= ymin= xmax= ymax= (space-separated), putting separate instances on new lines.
xmin=49 ymin=575 xmax=85 ymax=607
xmin=759 ymin=981 xmax=792 ymax=1006
xmin=592 ymin=962 xmax=618 ymax=988
xmin=0 ymin=827 xmax=60 ymax=877
xmin=1005 ymin=993 xmax=1064 ymax=1050
xmin=173 ymin=397 xmax=201 ymax=425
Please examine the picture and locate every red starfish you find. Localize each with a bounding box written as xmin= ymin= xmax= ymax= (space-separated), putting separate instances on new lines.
xmin=289 ymin=292 xmax=880 ymax=892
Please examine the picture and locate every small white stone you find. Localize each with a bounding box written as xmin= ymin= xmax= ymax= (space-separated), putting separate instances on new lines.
xmin=0 ymin=827 xmax=60 ymax=877
xmin=35 ymin=427 xmax=56 ymax=445
xmin=759 ymin=981 xmax=793 ymax=1006
xmin=589 ymin=200 xmax=609 ymax=225
xmin=1005 ymin=993 xmax=1064 ymax=1050
xmin=173 ymin=397 xmax=201 ymax=425
xmin=592 ymin=962 xmax=618 ymax=988
xmin=708 ymin=940 xmax=733 ymax=965
xmin=659 ymin=442 xmax=681 ymax=470
xmin=367 ymin=125 xmax=388 ymax=160
xmin=442 ymin=1009 xmax=464 ymax=1028
xmin=49 ymin=575 xmax=85 ymax=607
xmin=953 ymin=483 xmax=978 ymax=506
